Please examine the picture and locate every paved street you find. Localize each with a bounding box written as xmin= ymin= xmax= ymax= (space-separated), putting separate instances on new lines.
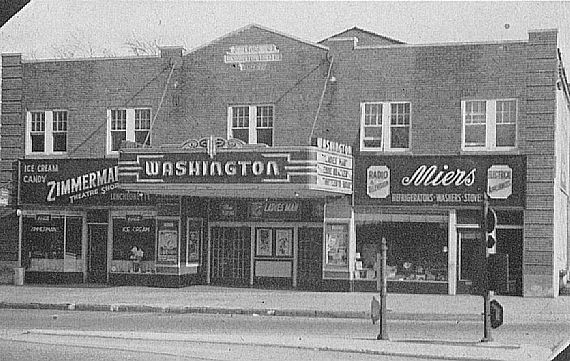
xmin=0 ymin=309 xmax=567 ymax=360
xmin=1 ymin=285 xmax=569 ymax=360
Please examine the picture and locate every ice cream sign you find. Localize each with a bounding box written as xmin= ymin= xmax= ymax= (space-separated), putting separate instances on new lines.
xmin=367 ymin=166 xmax=390 ymax=199
xmin=487 ymin=165 xmax=512 ymax=199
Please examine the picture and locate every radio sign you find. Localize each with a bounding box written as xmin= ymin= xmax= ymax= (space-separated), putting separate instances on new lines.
xmin=367 ymin=166 xmax=390 ymax=199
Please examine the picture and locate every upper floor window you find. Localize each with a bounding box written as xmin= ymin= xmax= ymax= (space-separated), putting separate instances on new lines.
xmin=360 ymin=102 xmax=411 ymax=151
xmin=228 ymin=105 xmax=273 ymax=146
xmin=107 ymin=108 xmax=151 ymax=155
xmin=26 ymin=110 xmax=68 ymax=155
xmin=462 ymin=99 xmax=517 ymax=151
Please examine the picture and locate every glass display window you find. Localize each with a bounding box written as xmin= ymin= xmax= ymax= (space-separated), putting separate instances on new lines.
xmin=23 ymin=214 xmax=83 ymax=272
xmin=325 ymin=223 xmax=349 ymax=267
xmin=255 ymin=228 xmax=293 ymax=258
xmin=186 ymin=219 xmax=202 ymax=264
xmin=111 ymin=217 xmax=156 ymax=273
xmin=356 ymin=222 xmax=448 ymax=282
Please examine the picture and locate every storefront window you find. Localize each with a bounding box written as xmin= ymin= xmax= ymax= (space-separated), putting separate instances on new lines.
xmin=356 ymin=222 xmax=448 ymax=282
xmin=325 ymin=223 xmax=348 ymax=266
xmin=111 ymin=217 xmax=155 ymax=273
xmin=186 ymin=219 xmax=202 ymax=264
xmin=157 ymin=219 xmax=179 ymax=266
xmin=23 ymin=215 xmax=83 ymax=272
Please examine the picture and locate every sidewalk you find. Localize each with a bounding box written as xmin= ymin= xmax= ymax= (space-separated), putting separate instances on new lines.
xmin=1 ymin=284 xmax=570 ymax=323
xmin=1 ymin=285 xmax=569 ymax=360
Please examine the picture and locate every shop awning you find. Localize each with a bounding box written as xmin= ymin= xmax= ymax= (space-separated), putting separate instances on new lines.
xmin=118 ymin=139 xmax=353 ymax=199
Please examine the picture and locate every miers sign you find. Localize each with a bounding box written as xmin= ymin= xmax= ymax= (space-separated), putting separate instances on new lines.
xmin=358 ymin=156 xmax=525 ymax=207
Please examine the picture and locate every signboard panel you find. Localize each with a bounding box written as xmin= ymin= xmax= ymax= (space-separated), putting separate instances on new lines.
xmin=355 ymin=155 xmax=525 ymax=207
xmin=121 ymin=152 xmax=289 ymax=184
xmin=119 ymin=140 xmax=354 ymax=196
xmin=18 ymin=159 xmax=154 ymax=206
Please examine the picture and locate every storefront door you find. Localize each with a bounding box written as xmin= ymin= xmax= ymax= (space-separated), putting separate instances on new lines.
xmin=458 ymin=229 xmax=482 ymax=288
xmin=210 ymin=227 xmax=251 ymax=286
xmin=88 ymin=224 xmax=108 ymax=283
xmin=297 ymin=227 xmax=323 ymax=290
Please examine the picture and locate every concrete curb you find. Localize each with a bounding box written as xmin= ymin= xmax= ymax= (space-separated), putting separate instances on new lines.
xmin=0 ymin=301 xmax=482 ymax=322
xmin=23 ymin=329 xmax=552 ymax=361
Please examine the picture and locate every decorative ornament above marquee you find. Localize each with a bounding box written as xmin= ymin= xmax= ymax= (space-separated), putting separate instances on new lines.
xmin=161 ymin=136 xmax=268 ymax=158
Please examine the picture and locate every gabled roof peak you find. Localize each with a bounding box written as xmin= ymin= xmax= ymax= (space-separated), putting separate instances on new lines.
xmin=320 ymin=27 xmax=405 ymax=46
xmin=187 ymin=23 xmax=329 ymax=55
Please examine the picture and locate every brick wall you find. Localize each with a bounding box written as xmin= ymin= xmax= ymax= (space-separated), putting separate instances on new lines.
xmin=321 ymin=39 xmax=528 ymax=153
xmin=0 ymin=54 xmax=23 ymax=193
xmin=523 ymin=30 xmax=559 ymax=296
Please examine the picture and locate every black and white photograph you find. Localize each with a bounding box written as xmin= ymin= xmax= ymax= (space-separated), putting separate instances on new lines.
xmin=1 ymin=1 xmax=570 ymax=360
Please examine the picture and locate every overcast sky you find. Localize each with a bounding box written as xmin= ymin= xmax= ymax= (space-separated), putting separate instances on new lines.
xmin=0 ymin=1 xmax=569 ymax=59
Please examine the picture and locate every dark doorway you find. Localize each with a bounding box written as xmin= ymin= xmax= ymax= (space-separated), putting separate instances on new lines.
xmin=210 ymin=227 xmax=251 ymax=286
xmin=297 ymin=227 xmax=323 ymax=290
xmin=88 ymin=224 xmax=108 ymax=283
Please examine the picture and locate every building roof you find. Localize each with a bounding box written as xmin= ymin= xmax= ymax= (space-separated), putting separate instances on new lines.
xmin=187 ymin=23 xmax=329 ymax=55
xmin=319 ymin=26 xmax=405 ymax=46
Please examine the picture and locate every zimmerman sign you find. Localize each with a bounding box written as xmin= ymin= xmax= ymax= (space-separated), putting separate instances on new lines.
xmin=357 ymin=156 xmax=525 ymax=207
xmin=17 ymin=159 xmax=153 ymax=206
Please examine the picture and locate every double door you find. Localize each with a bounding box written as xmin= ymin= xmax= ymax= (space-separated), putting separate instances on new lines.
xmin=210 ymin=227 xmax=251 ymax=286
xmin=209 ymin=225 xmax=323 ymax=289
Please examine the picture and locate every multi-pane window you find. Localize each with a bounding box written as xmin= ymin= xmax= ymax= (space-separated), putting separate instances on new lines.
xmin=228 ymin=105 xmax=273 ymax=146
xmin=52 ymin=111 xmax=68 ymax=152
xmin=135 ymin=109 xmax=151 ymax=146
xmin=30 ymin=112 xmax=46 ymax=152
xmin=26 ymin=110 xmax=68 ymax=155
xmin=107 ymin=108 xmax=151 ymax=154
xmin=390 ymin=103 xmax=411 ymax=149
xmin=230 ymin=106 xmax=250 ymax=144
xmin=462 ymin=99 xmax=517 ymax=150
xmin=463 ymin=101 xmax=486 ymax=147
xmin=495 ymin=100 xmax=517 ymax=148
xmin=256 ymin=106 xmax=273 ymax=146
xmin=110 ymin=109 xmax=127 ymax=152
xmin=360 ymin=102 xmax=411 ymax=151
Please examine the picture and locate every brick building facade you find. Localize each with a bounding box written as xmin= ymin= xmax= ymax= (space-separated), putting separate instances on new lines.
xmin=1 ymin=24 xmax=569 ymax=297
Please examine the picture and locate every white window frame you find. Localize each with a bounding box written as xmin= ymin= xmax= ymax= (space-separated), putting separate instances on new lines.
xmin=359 ymin=101 xmax=411 ymax=152
xmin=227 ymin=105 xmax=274 ymax=145
xmin=106 ymin=107 xmax=151 ymax=156
xmin=25 ymin=110 xmax=68 ymax=156
xmin=461 ymin=99 xmax=517 ymax=151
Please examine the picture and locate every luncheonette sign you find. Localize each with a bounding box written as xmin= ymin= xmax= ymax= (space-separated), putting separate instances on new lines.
xmin=356 ymin=156 xmax=525 ymax=206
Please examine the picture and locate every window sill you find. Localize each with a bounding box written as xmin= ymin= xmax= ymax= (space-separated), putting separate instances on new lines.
xmin=25 ymin=153 xmax=69 ymax=159
xmin=460 ymin=149 xmax=520 ymax=156
xmin=358 ymin=149 xmax=413 ymax=156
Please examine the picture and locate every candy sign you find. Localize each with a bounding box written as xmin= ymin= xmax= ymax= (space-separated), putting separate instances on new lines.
xmin=367 ymin=166 xmax=390 ymax=199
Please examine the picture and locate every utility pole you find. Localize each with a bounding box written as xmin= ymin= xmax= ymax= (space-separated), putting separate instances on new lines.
xmin=482 ymin=192 xmax=493 ymax=342
xmin=376 ymin=237 xmax=389 ymax=340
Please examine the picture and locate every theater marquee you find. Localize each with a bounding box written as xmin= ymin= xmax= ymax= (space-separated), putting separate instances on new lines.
xmin=118 ymin=138 xmax=353 ymax=198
